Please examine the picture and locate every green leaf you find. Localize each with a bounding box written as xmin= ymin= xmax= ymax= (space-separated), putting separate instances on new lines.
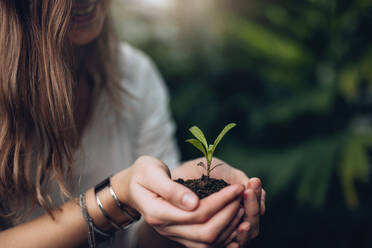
xmin=186 ymin=139 xmax=207 ymax=158
xmin=296 ymin=137 xmax=338 ymax=208
xmin=340 ymin=133 xmax=371 ymax=208
xmin=228 ymin=18 xmax=310 ymax=66
xmin=189 ymin=126 xmax=208 ymax=150
xmin=211 ymin=123 xmax=236 ymax=155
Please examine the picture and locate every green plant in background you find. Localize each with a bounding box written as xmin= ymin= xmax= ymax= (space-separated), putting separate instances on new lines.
xmin=133 ymin=0 xmax=372 ymax=209
xmin=113 ymin=0 xmax=372 ymax=210
xmin=113 ymin=0 xmax=372 ymax=246
xmin=186 ymin=123 xmax=236 ymax=178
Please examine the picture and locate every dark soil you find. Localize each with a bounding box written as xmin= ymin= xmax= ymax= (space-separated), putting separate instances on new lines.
xmin=175 ymin=175 xmax=229 ymax=199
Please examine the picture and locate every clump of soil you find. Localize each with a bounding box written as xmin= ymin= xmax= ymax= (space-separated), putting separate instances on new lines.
xmin=175 ymin=175 xmax=229 ymax=199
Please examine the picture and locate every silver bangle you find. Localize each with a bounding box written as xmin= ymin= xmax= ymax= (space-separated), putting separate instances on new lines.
xmin=80 ymin=193 xmax=111 ymax=238
xmin=108 ymin=186 xmax=140 ymax=230
xmin=95 ymin=193 xmax=127 ymax=231
xmin=109 ymin=180 xmax=141 ymax=222
xmin=80 ymin=193 xmax=96 ymax=248
xmin=80 ymin=193 xmax=112 ymax=248
xmin=94 ymin=177 xmax=139 ymax=231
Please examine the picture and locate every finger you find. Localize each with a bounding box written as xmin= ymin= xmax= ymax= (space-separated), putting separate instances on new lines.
xmin=247 ymin=178 xmax=263 ymax=219
xmin=222 ymin=230 xmax=238 ymax=247
xmin=238 ymin=221 xmax=251 ymax=233
xmin=223 ymin=167 xmax=249 ymax=186
xmin=247 ymin=178 xmax=262 ymax=207
xmin=226 ymin=242 xmax=239 ymax=248
xmin=215 ymin=207 xmax=244 ymax=246
xmin=190 ymin=184 xmax=244 ymax=223
xmin=237 ymin=222 xmax=252 ymax=246
xmin=139 ymin=159 xmax=200 ymax=211
xmin=162 ymin=197 xmax=242 ymax=243
xmin=235 ymin=169 xmax=249 ymax=186
xmin=133 ymin=184 xmax=192 ymax=226
xmin=137 ymin=184 xmax=244 ymax=225
xmin=237 ymin=189 xmax=260 ymax=246
xmin=206 ymin=198 xmax=242 ymax=241
xmin=260 ymin=189 xmax=266 ymax=216
xmin=244 ymin=189 xmax=260 ymax=221
xmin=170 ymin=237 xmax=210 ymax=248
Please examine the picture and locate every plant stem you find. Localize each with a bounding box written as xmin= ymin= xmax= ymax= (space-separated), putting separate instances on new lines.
xmin=209 ymin=163 xmax=224 ymax=173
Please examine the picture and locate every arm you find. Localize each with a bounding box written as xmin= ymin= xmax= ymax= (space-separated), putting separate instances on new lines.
xmin=0 ymin=156 xmax=244 ymax=248
xmin=0 ymin=199 xmax=86 ymax=248
xmin=0 ymin=187 xmax=128 ymax=248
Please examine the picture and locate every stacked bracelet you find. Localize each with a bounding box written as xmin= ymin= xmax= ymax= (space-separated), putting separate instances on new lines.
xmin=80 ymin=193 xmax=95 ymax=248
xmin=109 ymin=183 xmax=141 ymax=223
xmin=80 ymin=177 xmax=141 ymax=247
xmin=79 ymin=193 xmax=111 ymax=248
xmin=94 ymin=177 xmax=141 ymax=231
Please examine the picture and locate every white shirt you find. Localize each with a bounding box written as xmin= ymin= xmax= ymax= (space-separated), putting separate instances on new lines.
xmin=11 ymin=43 xmax=181 ymax=247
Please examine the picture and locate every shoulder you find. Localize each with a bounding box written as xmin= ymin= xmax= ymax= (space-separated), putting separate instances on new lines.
xmin=116 ymin=42 xmax=169 ymax=104
xmin=118 ymin=42 xmax=152 ymax=77
xmin=118 ymin=43 xmax=159 ymax=94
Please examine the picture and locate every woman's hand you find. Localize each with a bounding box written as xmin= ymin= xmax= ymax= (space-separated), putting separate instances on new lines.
xmin=171 ymin=158 xmax=266 ymax=248
xmin=111 ymin=156 xmax=246 ymax=247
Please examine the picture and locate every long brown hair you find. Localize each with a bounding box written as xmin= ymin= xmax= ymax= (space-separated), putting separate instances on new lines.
xmin=0 ymin=0 xmax=122 ymax=220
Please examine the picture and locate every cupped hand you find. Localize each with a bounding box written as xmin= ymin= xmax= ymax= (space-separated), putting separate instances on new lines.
xmin=171 ymin=158 xmax=266 ymax=247
xmin=112 ymin=156 xmax=246 ymax=248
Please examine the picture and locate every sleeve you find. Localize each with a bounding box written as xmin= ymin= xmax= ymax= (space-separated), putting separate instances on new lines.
xmin=133 ymin=57 xmax=180 ymax=169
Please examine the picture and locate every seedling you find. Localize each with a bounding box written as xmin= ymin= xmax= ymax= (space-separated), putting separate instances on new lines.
xmin=186 ymin=123 xmax=236 ymax=178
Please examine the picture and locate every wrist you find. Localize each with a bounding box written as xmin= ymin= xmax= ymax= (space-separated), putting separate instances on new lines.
xmin=85 ymin=171 xmax=140 ymax=233
xmin=111 ymin=169 xmax=133 ymax=208
xmin=85 ymin=188 xmax=113 ymax=232
xmin=110 ymin=169 xmax=141 ymax=221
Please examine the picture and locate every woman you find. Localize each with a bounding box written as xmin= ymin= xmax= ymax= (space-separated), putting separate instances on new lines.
xmin=0 ymin=0 xmax=266 ymax=247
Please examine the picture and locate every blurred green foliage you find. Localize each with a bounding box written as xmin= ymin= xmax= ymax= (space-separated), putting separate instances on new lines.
xmin=113 ymin=0 xmax=372 ymax=246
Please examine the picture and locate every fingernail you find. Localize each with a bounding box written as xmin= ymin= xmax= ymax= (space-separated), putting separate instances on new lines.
xmin=240 ymin=222 xmax=250 ymax=232
xmin=251 ymin=179 xmax=261 ymax=189
xmin=182 ymin=193 xmax=198 ymax=209
xmin=243 ymin=223 xmax=250 ymax=231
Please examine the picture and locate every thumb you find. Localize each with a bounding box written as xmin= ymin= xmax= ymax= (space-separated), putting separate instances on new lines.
xmin=141 ymin=160 xmax=199 ymax=211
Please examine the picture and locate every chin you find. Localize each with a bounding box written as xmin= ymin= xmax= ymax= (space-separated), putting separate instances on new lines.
xmin=67 ymin=0 xmax=107 ymax=46
xmin=68 ymin=20 xmax=105 ymax=46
